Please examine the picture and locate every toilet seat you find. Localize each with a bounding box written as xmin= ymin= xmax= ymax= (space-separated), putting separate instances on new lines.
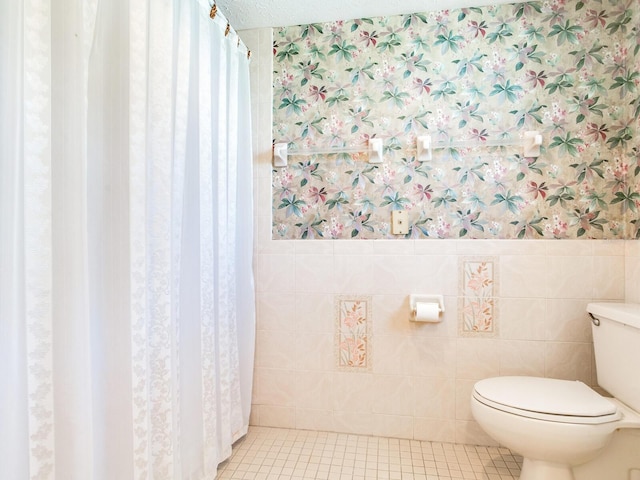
xmin=473 ymin=376 xmax=621 ymax=425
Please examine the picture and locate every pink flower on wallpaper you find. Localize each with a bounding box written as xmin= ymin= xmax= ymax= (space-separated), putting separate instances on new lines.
xmin=467 ymin=20 xmax=487 ymax=39
xmin=306 ymin=186 xmax=327 ymax=204
xmin=359 ymin=30 xmax=378 ymax=47
xmin=412 ymin=77 xmax=432 ymax=95
xmin=309 ymin=85 xmax=327 ymax=102
xmin=546 ymin=214 xmax=569 ymax=238
xmin=432 ymin=216 xmax=451 ymax=238
xmin=413 ymin=183 xmax=433 ymax=201
xmin=323 ymin=217 xmax=345 ymax=238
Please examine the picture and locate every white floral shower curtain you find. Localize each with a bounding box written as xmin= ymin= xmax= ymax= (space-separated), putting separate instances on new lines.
xmin=0 ymin=0 xmax=255 ymax=478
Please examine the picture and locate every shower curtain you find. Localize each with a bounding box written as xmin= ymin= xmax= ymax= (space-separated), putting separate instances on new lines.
xmin=0 ymin=0 xmax=255 ymax=478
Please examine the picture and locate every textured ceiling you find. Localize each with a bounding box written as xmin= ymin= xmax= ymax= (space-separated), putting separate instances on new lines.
xmin=216 ymin=0 xmax=517 ymax=30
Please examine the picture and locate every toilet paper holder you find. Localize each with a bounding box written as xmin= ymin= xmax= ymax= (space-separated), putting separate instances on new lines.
xmin=409 ymin=294 xmax=445 ymax=319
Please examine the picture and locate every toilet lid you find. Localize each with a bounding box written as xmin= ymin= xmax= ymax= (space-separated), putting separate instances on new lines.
xmin=473 ymin=376 xmax=620 ymax=425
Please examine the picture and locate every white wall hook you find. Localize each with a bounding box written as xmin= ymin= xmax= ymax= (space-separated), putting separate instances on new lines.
xmin=368 ymin=138 xmax=383 ymax=163
xmin=523 ymin=131 xmax=542 ymax=158
xmin=417 ymin=135 xmax=432 ymax=162
xmin=273 ymin=142 xmax=288 ymax=167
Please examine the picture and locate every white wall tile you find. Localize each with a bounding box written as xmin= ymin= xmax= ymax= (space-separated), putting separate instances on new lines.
xmin=545 ymin=240 xmax=593 ymax=256
xmin=413 ymin=377 xmax=455 ymax=419
xmin=414 ymin=239 xmax=458 ymax=255
xmin=500 ymin=255 xmax=548 ymax=298
xmin=545 ymin=299 xmax=592 ymax=342
xmin=544 ymin=342 xmax=592 ymax=384
xmin=255 ymin=368 xmax=296 ymax=406
xmin=372 ymin=294 xmax=414 ymax=335
xmin=455 ymin=338 xmax=500 ymax=380
xmin=499 ymin=298 xmax=546 ymax=341
xmin=456 ymin=240 xmax=503 ymax=255
xmin=413 ymin=338 xmax=457 ymax=378
xmin=295 ymin=240 xmax=335 ymax=255
xmin=545 ymin=256 xmax=594 ymax=299
xmin=413 ymin=418 xmax=456 ymax=443
xmin=372 ymin=376 xmax=414 ymax=416
xmin=334 ymin=255 xmax=376 ymax=294
xmin=372 ymin=335 xmax=416 ymax=376
xmin=332 ymin=373 xmax=374 ymax=413
xmin=295 ymin=293 xmax=334 ymax=333
xmin=499 ymin=340 xmax=545 ymax=377
xmin=592 ymin=240 xmax=625 ymax=256
xmin=373 ymin=239 xmax=415 ymax=255
xmin=371 ymin=255 xmax=456 ymax=295
xmin=625 ymin=254 xmax=640 ymax=302
xmin=593 ymin=255 xmax=625 ymax=299
xmin=258 ymin=405 xmax=296 ymax=428
xmin=294 ymin=408 xmax=334 ymax=432
xmin=625 ymin=239 xmax=640 ymax=257
xmin=372 ymin=414 xmax=414 ymax=439
xmin=256 ymin=293 xmax=296 ymax=331
xmin=332 ymin=412 xmax=374 ymax=436
xmin=454 ymin=379 xmax=476 ymax=421
xmin=295 ymin=333 xmax=334 ymax=371
xmin=257 ymin=254 xmax=296 ymax=293
xmin=455 ymin=420 xmax=498 ymax=447
xmin=334 ymin=240 xmax=375 ymax=255
xmin=294 ymin=254 xmax=336 ymax=293
xmin=256 ymin=330 xmax=296 ymax=368
xmin=295 ymin=372 xmax=332 ymax=410
xmin=498 ymin=240 xmax=547 ymax=256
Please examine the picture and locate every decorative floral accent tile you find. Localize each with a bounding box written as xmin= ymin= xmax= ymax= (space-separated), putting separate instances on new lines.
xmin=459 ymin=257 xmax=499 ymax=337
xmin=273 ymin=1 xmax=640 ymax=240
xmin=335 ymin=295 xmax=372 ymax=370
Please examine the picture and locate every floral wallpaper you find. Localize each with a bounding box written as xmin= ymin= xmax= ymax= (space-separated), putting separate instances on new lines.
xmin=272 ymin=0 xmax=640 ymax=240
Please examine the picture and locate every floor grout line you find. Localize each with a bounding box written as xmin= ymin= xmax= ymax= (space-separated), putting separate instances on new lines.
xmin=216 ymin=426 xmax=522 ymax=480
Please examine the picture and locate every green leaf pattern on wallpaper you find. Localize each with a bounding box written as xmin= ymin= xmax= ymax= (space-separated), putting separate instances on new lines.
xmin=272 ymin=0 xmax=640 ymax=240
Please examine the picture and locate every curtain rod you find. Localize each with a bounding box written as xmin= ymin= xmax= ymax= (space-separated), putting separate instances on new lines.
xmin=209 ymin=1 xmax=251 ymax=59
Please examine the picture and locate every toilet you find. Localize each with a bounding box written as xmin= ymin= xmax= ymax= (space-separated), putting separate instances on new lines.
xmin=471 ymin=303 xmax=640 ymax=480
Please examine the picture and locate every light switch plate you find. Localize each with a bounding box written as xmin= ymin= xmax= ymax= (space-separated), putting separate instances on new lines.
xmin=391 ymin=210 xmax=409 ymax=235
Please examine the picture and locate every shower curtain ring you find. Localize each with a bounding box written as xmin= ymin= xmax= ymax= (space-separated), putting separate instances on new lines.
xmin=210 ymin=3 xmax=217 ymax=19
xmin=225 ymin=22 xmax=231 ymax=36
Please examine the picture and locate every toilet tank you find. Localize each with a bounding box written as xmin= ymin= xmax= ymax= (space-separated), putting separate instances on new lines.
xmin=587 ymin=303 xmax=640 ymax=412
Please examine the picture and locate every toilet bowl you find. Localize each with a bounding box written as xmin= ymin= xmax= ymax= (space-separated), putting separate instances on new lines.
xmin=471 ymin=303 xmax=640 ymax=480
xmin=471 ymin=376 xmax=639 ymax=479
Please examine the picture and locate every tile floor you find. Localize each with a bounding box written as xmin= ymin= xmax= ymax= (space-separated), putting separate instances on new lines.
xmin=217 ymin=427 xmax=522 ymax=480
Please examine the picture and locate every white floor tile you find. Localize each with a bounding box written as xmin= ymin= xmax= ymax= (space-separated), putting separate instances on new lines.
xmin=217 ymin=427 xmax=521 ymax=479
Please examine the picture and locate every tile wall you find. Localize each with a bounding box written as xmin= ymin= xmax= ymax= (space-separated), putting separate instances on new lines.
xmin=242 ymin=27 xmax=635 ymax=446
xmin=626 ymin=240 xmax=640 ymax=303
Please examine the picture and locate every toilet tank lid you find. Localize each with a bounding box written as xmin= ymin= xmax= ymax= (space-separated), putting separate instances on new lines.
xmin=587 ymin=302 xmax=640 ymax=329
xmin=474 ymin=376 xmax=618 ymax=418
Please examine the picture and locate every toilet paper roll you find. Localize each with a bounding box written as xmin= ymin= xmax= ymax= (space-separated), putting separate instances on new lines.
xmin=413 ymin=302 xmax=441 ymax=323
